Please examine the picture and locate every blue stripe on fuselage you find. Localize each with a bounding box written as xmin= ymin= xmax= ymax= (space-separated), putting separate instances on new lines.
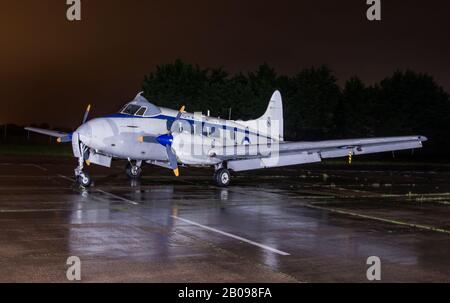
xmin=103 ymin=113 xmax=272 ymax=140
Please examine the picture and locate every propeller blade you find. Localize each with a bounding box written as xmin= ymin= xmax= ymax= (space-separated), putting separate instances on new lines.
xmin=179 ymin=105 xmax=185 ymax=112
xmin=176 ymin=105 xmax=186 ymax=119
xmin=167 ymin=105 xmax=186 ymax=132
xmin=139 ymin=133 xmax=178 ymax=176
xmin=83 ymin=148 xmax=90 ymax=161
xmin=82 ymin=104 xmax=91 ymax=124
xmin=57 ymin=134 xmax=73 ymax=143
xmin=165 ymin=145 xmax=179 ymax=176
xmin=166 ymin=145 xmax=178 ymax=168
xmin=137 ymin=135 xmax=158 ymax=143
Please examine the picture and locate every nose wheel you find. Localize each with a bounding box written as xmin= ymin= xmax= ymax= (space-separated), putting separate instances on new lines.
xmin=126 ymin=161 xmax=142 ymax=179
xmin=74 ymin=143 xmax=92 ymax=187
xmin=214 ymin=168 xmax=231 ymax=187
xmin=77 ymin=172 xmax=92 ymax=187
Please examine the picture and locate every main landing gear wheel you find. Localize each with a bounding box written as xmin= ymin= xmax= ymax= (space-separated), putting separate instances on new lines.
xmin=126 ymin=162 xmax=142 ymax=179
xmin=77 ymin=172 xmax=92 ymax=187
xmin=214 ymin=168 xmax=231 ymax=187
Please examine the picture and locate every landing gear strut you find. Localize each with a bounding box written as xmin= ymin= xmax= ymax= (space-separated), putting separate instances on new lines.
xmin=214 ymin=165 xmax=231 ymax=187
xmin=126 ymin=160 xmax=142 ymax=179
xmin=74 ymin=143 xmax=92 ymax=187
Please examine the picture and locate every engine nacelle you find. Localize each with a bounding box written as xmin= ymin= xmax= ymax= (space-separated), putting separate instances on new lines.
xmin=172 ymin=132 xmax=221 ymax=166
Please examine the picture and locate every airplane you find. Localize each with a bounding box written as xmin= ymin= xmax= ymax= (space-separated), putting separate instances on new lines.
xmin=25 ymin=91 xmax=427 ymax=187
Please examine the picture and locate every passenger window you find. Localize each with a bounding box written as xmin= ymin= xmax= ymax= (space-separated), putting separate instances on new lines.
xmin=210 ymin=126 xmax=220 ymax=138
xmin=202 ymin=126 xmax=210 ymax=137
xmin=229 ymin=128 xmax=235 ymax=140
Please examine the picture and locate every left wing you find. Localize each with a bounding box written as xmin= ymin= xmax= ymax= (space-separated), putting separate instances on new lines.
xmin=209 ymin=135 xmax=427 ymax=172
xmin=25 ymin=127 xmax=72 ymax=142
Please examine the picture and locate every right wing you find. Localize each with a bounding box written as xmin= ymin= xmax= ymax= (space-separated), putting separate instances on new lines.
xmin=209 ymin=135 xmax=427 ymax=172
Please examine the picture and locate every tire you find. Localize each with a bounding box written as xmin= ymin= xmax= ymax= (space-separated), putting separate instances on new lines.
xmin=214 ymin=168 xmax=231 ymax=187
xmin=77 ymin=172 xmax=92 ymax=187
xmin=126 ymin=163 xmax=142 ymax=179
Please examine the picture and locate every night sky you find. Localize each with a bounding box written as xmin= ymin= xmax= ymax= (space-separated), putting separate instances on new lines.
xmin=1 ymin=0 xmax=449 ymax=128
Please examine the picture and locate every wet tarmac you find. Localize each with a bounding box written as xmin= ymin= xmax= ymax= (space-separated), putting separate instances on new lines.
xmin=0 ymin=155 xmax=450 ymax=282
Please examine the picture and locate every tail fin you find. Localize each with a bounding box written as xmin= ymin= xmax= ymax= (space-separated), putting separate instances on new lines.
xmin=239 ymin=90 xmax=284 ymax=141
xmin=259 ymin=90 xmax=284 ymax=141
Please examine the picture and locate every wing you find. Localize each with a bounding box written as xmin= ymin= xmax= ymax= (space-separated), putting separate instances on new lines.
xmin=25 ymin=127 xmax=68 ymax=138
xmin=210 ymin=135 xmax=427 ymax=172
xmin=25 ymin=127 xmax=71 ymax=142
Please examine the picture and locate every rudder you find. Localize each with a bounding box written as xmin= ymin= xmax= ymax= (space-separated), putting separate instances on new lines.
xmin=259 ymin=90 xmax=284 ymax=141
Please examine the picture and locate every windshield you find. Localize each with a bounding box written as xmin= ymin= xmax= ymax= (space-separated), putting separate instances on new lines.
xmin=121 ymin=104 xmax=141 ymax=115
xmin=135 ymin=107 xmax=147 ymax=116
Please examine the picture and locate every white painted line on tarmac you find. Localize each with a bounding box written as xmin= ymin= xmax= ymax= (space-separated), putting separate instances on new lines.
xmin=45 ymin=172 xmax=289 ymax=255
xmin=19 ymin=163 xmax=48 ymax=171
xmin=56 ymin=174 xmax=138 ymax=205
xmin=1 ymin=163 xmax=48 ymax=171
xmin=28 ymin=164 xmax=48 ymax=171
xmin=57 ymin=174 xmax=74 ymax=181
xmin=95 ymin=189 xmax=139 ymax=205
xmin=171 ymin=215 xmax=290 ymax=256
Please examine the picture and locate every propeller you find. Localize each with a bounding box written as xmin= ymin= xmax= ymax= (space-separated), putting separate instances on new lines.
xmin=57 ymin=104 xmax=91 ymax=143
xmin=137 ymin=105 xmax=185 ymax=177
xmin=82 ymin=104 xmax=91 ymax=124
xmin=166 ymin=105 xmax=186 ymax=133
xmin=56 ymin=135 xmax=72 ymax=143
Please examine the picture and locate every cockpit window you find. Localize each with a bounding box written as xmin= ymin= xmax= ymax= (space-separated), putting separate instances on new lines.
xmin=119 ymin=93 xmax=162 ymax=117
xmin=135 ymin=107 xmax=147 ymax=116
xmin=121 ymin=104 xmax=141 ymax=115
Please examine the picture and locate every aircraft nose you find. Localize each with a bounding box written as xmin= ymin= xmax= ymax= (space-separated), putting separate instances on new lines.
xmin=76 ymin=122 xmax=93 ymax=146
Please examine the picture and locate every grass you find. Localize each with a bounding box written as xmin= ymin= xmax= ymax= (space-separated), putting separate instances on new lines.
xmin=0 ymin=144 xmax=72 ymax=157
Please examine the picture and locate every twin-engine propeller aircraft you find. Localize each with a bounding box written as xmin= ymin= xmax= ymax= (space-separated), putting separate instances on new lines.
xmin=25 ymin=91 xmax=427 ymax=187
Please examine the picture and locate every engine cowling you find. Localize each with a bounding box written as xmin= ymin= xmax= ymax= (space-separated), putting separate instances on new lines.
xmin=171 ymin=132 xmax=221 ymax=166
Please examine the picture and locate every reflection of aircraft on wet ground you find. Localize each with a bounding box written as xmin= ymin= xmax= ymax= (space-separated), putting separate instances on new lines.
xmin=25 ymin=91 xmax=427 ymax=187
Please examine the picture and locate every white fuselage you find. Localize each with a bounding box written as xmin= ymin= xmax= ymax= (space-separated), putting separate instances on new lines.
xmin=74 ymin=107 xmax=276 ymax=166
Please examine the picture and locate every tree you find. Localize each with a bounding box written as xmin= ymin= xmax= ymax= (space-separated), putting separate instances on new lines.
xmin=286 ymin=66 xmax=342 ymax=140
xmin=339 ymin=77 xmax=376 ymax=137
xmin=141 ymin=61 xmax=450 ymax=156
xmin=373 ymin=70 xmax=450 ymax=155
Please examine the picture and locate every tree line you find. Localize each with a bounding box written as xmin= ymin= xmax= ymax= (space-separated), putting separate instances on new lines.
xmin=142 ymin=60 xmax=450 ymax=157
